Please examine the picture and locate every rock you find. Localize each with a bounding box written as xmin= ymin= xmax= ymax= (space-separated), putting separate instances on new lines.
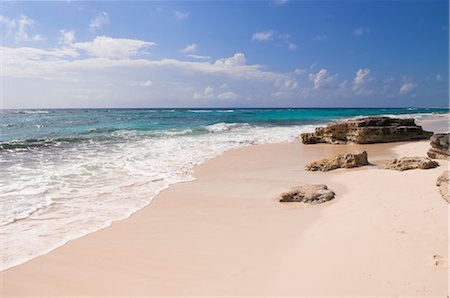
xmin=305 ymin=151 xmax=369 ymax=172
xmin=427 ymin=133 xmax=450 ymax=160
xmin=384 ymin=157 xmax=439 ymax=171
xmin=436 ymin=171 xmax=449 ymax=203
xmin=301 ymin=117 xmax=433 ymax=144
xmin=279 ymin=184 xmax=335 ymax=204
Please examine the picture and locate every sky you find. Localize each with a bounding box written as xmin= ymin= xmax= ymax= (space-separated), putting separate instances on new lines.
xmin=1 ymin=0 xmax=449 ymax=108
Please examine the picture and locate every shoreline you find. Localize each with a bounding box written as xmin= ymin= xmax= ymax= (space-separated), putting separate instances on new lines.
xmin=1 ymin=114 xmax=449 ymax=296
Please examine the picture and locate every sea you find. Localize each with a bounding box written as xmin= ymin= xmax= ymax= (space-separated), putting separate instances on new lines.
xmin=1 ymin=107 xmax=448 ymax=270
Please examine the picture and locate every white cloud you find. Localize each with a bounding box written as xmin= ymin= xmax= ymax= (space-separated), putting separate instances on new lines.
xmin=288 ymin=42 xmax=297 ymax=50
xmin=193 ymin=86 xmax=215 ymax=99
xmin=276 ymin=77 xmax=298 ymax=91
xmin=399 ymin=82 xmax=416 ymax=94
xmin=173 ymin=10 xmax=189 ymax=20
xmin=73 ymin=36 xmax=156 ymax=59
xmin=309 ymin=69 xmax=335 ymax=89
xmin=315 ymin=35 xmax=327 ymax=41
xmin=181 ymin=43 xmax=197 ymax=54
xmin=0 ymin=14 xmax=46 ymax=42
xmin=252 ymin=30 xmax=275 ymax=41
xmin=215 ymin=53 xmax=247 ymax=66
xmin=58 ymin=30 xmax=75 ymax=45
xmin=217 ymin=91 xmax=238 ymax=99
xmin=89 ymin=12 xmax=109 ymax=32
xmin=353 ymin=26 xmax=369 ymax=37
xmin=352 ymin=68 xmax=374 ymax=95
xmin=252 ymin=31 xmax=297 ymax=50
xmin=193 ymin=86 xmax=238 ymax=100
xmin=436 ymin=74 xmax=443 ymax=81
xmin=294 ymin=68 xmax=306 ymax=75
xmin=187 ymin=54 xmax=211 ymax=60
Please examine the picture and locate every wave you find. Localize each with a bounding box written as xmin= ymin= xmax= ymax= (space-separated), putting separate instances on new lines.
xmin=203 ymin=122 xmax=249 ymax=133
xmin=188 ymin=110 xmax=213 ymax=113
xmin=11 ymin=110 xmax=49 ymax=115
xmin=0 ymin=137 xmax=86 ymax=151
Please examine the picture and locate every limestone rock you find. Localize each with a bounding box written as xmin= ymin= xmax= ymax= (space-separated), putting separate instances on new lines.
xmin=436 ymin=171 xmax=449 ymax=203
xmin=305 ymin=151 xmax=369 ymax=172
xmin=301 ymin=117 xmax=433 ymax=144
xmin=427 ymin=133 xmax=450 ymax=160
xmin=384 ymin=157 xmax=439 ymax=171
xmin=279 ymin=184 xmax=335 ymax=204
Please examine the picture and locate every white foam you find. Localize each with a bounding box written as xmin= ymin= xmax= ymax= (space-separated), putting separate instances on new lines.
xmin=204 ymin=122 xmax=249 ymax=133
xmin=0 ymin=124 xmax=315 ymax=271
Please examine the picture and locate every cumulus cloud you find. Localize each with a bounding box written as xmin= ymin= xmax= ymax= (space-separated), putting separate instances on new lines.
xmin=0 ymin=14 xmax=46 ymax=42
xmin=89 ymin=12 xmax=109 ymax=32
xmin=58 ymin=30 xmax=75 ymax=45
xmin=181 ymin=43 xmax=197 ymax=53
xmin=73 ymin=36 xmax=156 ymax=59
xmin=309 ymin=69 xmax=335 ymax=89
xmin=252 ymin=30 xmax=275 ymax=41
xmin=193 ymin=86 xmax=238 ymax=100
xmin=436 ymin=74 xmax=443 ymax=81
xmin=352 ymin=68 xmax=374 ymax=94
xmin=215 ymin=53 xmax=247 ymax=66
xmin=173 ymin=10 xmax=189 ymax=20
xmin=399 ymin=82 xmax=416 ymax=94
xmin=353 ymin=26 xmax=369 ymax=37
xmin=276 ymin=77 xmax=298 ymax=91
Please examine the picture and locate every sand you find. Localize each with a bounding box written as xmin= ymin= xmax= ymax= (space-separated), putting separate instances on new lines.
xmin=1 ymin=117 xmax=448 ymax=297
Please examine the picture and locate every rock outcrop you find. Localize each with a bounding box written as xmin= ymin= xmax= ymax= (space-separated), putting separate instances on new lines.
xmin=301 ymin=117 xmax=433 ymax=144
xmin=279 ymin=184 xmax=335 ymax=204
xmin=436 ymin=171 xmax=449 ymax=203
xmin=305 ymin=151 xmax=369 ymax=172
xmin=384 ymin=157 xmax=439 ymax=171
xmin=427 ymin=133 xmax=450 ymax=160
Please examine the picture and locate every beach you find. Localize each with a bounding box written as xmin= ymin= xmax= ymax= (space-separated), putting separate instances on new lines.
xmin=1 ymin=115 xmax=448 ymax=297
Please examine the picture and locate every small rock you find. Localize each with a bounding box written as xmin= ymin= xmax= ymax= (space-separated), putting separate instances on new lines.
xmin=384 ymin=157 xmax=439 ymax=171
xmin=436 ymin=171 xmax=449 ymax=203
xmin=427 ymin=133 xmax=450 ymax=160
xmin=305 ymin=151 xmax=369 ymax=172
xmin=279 ymin=184 xmax=335 ymax=204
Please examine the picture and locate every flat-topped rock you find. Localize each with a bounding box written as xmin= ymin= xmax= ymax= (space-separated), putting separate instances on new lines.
xmin=436 ymin=171 xmax=449 ymax=203
xmin=301 ymin=116 xmax=433 ymax=144
xmin=305 ymin=151 xmax=369 ymax=172
xmin=279 ymin=184 xmax=335 ymax=204
xmin=384 ymin=157 xmax=439 ymax=171
xmin=427 ymin=133 xmax=450 ymax=160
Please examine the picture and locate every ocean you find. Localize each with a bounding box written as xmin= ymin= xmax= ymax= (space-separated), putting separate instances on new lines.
xmin=1 ymin=107 xmax=448 ymax=270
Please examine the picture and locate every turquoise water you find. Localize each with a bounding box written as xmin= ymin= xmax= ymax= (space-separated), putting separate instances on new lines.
xmin=1 ymin=107 xmax=448 ymax=270
xmin=1 ymin=108 xmax=447 ymax=147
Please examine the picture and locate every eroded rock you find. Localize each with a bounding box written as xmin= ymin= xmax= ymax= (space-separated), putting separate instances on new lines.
xmin=305 ymin=151 xmax=369 ymax=172
xmin=301 ymin=117 xmax=433 ymax=144
xmin=279 ymin=184 xmax=335 ymax=204
xmin=436 ymin=171 xmax=449 ymax=203
xmin=384 ymin=157 xmax=439 ymax=171
xmin=427 ymin=133 xmax=450 ymax=160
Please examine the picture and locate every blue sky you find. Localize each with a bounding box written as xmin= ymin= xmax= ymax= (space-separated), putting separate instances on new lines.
xmin=1 ymin=0 xmax=448 ymax=108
